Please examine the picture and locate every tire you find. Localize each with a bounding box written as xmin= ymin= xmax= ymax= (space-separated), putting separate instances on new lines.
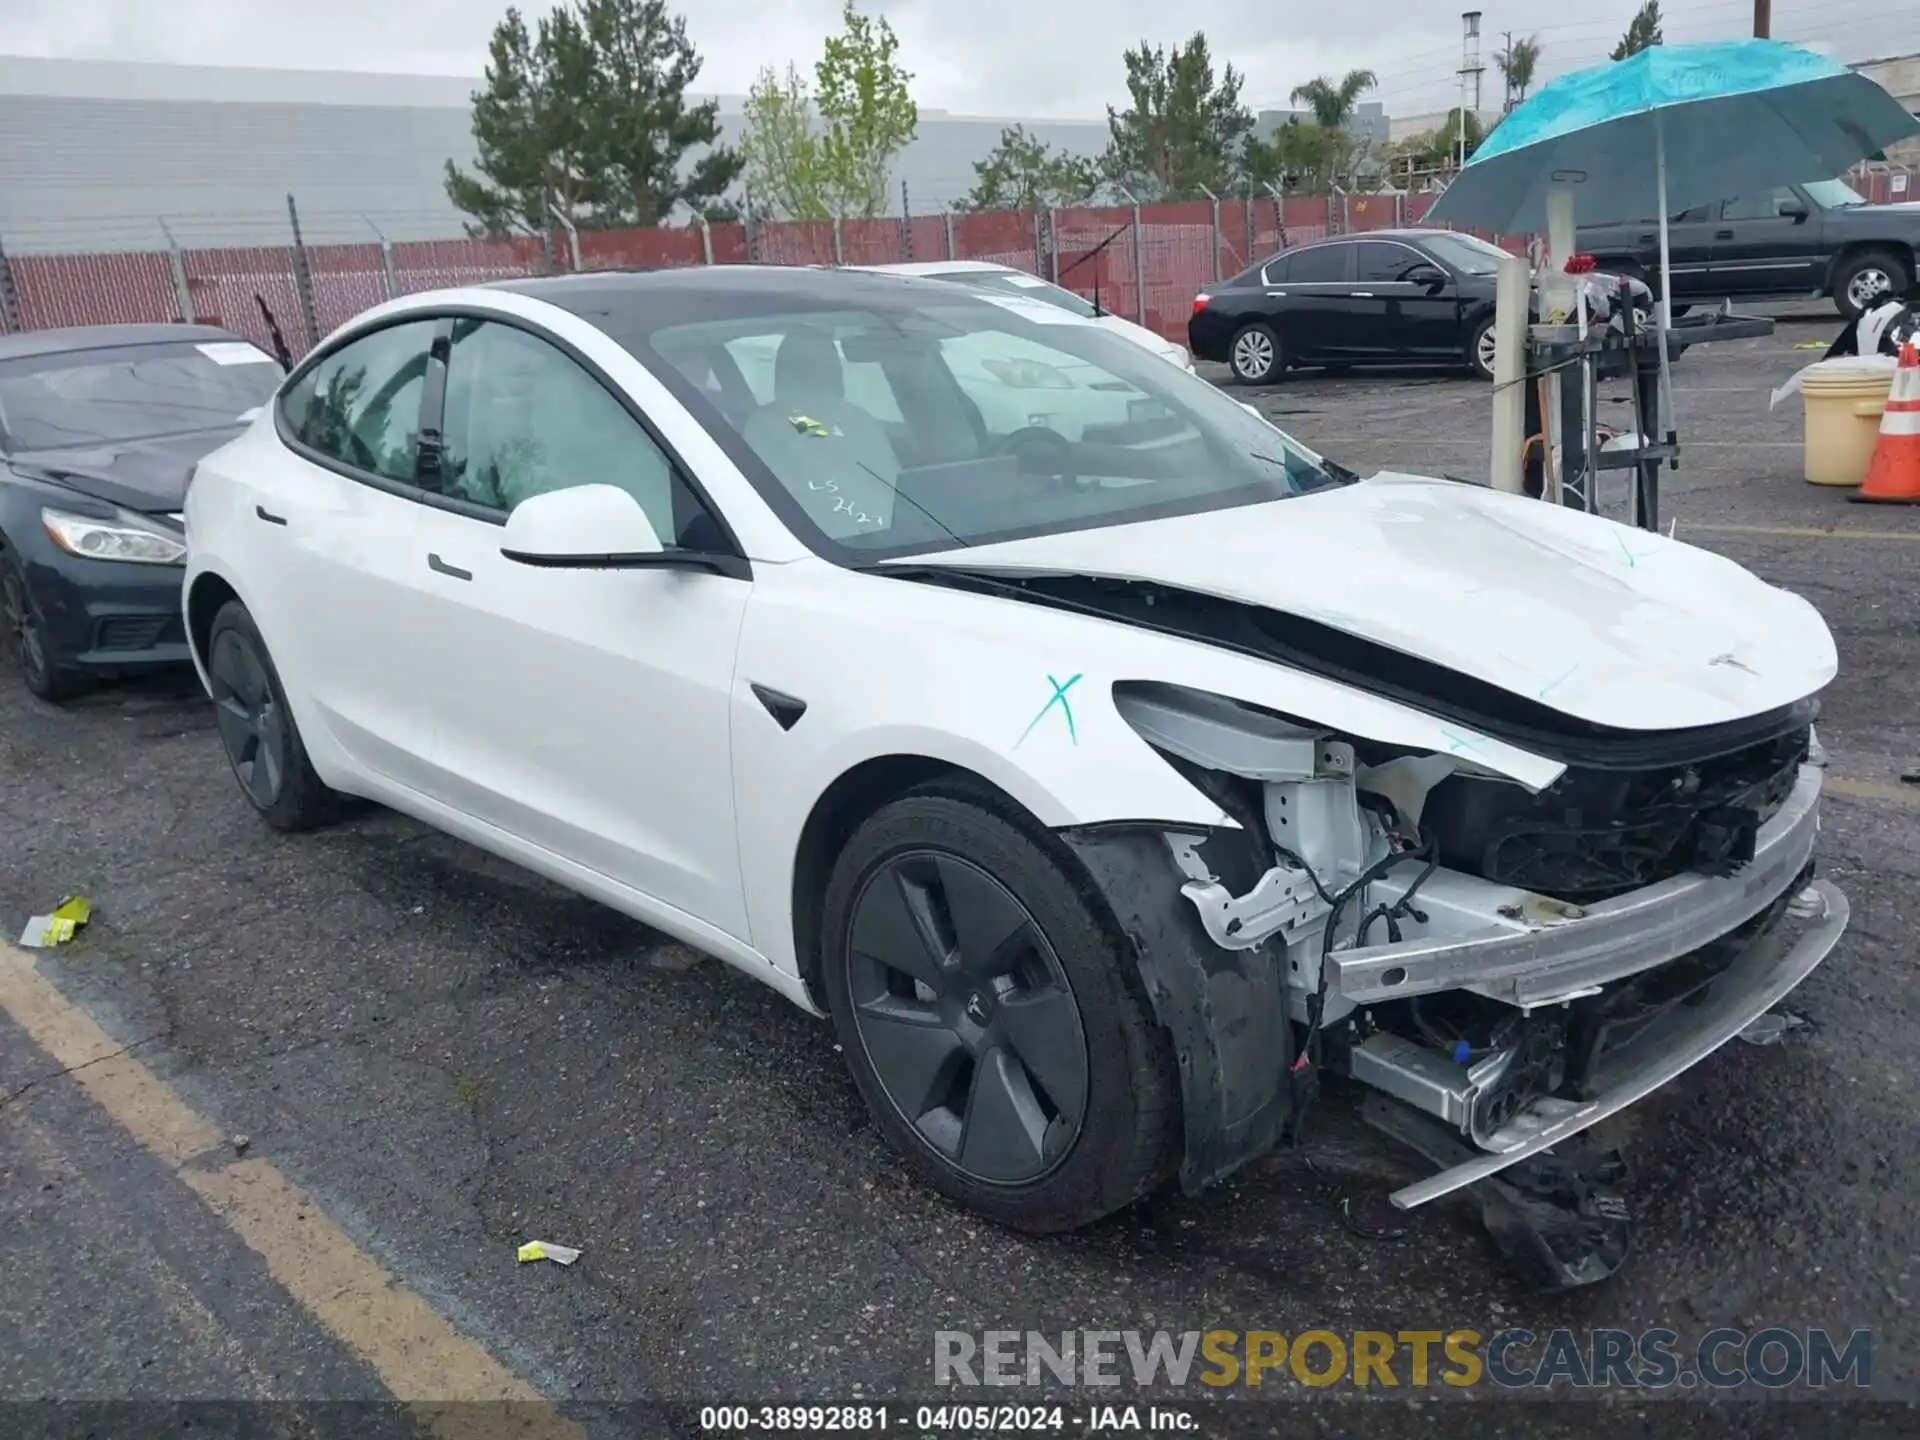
xmin=1227 ymin=322 xmax=1283 ymax=384
xmin=1 ymin=549 xmax=85 ymax=703
xmin=205 ymin=599 xmax=339 ymax=831
xmin=1468 ymin=315 xmax=1498 ymax=380
xmin=820 ymin=789 xmax=1179 ymax=1232
xmin=1833 ymin=249 xmax=1912 ymax=321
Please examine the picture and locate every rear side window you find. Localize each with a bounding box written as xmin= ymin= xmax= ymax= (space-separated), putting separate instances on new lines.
xmin=1285 ymin=245 xmax=1348 ymax=283
xmin=279 ymin=321 xmax=435 ymax=485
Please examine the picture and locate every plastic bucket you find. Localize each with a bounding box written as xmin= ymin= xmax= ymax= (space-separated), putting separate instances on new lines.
xmin=1802 ymin=356 xmax=1898 ymax=487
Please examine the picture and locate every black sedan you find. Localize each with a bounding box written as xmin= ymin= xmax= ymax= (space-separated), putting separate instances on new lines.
xmin=0 ymin=324 xmax=284 ymax=701
xmin=1189 ymin=228 xmax=1521 ymax=384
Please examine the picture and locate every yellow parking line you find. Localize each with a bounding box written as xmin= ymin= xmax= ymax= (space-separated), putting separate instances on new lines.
xmin=0 ymin=945 xmax=580 ymax=1436
xmin=1825 ymin=775 xmax=1920 ymax=809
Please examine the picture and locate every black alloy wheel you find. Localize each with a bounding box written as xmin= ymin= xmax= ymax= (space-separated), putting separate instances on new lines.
xmin=1 ymin=554 xmax=80 ymax=701
xmin=843 ymin=851 xmax=1089 ymax=1185
xmin=208 ymin=626 xmax=288 ymax=811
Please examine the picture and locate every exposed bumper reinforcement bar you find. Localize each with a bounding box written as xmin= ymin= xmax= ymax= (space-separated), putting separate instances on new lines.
xmin=1335 ymin=765 xmax=1826 ymax=1007
xmin=1386 ymin=878 xmax=1849 ymax=1211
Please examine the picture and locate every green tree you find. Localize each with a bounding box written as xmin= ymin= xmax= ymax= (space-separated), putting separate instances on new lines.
xmin=1288 ymin=69 xmax=1378 ymax=131
xmin=815 ymin=1 xmax=918 ymax=218
xmin=963 ymin=126 xmax=1102 ymax=211
xmin=1389 ymin=108 xmax=1488 ymax=176
xmin=1243 ymin=117 xmax=1337 ymax=196
xmin=1103 ymin=33 xmax=1254 ymax=201
xmin=1496 ymin=35 xmax=1542 ymax=108
xmin=739 ymin=64 xmax=831 ymax=220
xmin=1611 ymin=1 xmax=1663 ymax=61
xmin=445 ymin=0 xmax=740 ymax=236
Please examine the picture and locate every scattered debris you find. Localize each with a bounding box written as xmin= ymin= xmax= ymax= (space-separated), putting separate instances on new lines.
xmin=1900 ymin=768 xmax=1919 ymax=787
xmin=19 ymin=896 xmax=92 ymax=949
xmin=230 ymin=1134 xmax=251 ymax=1156
xmin=1736 ymin=1010 xmax=1808 ymax=1046
xmin=517 ymin=1239 xmax=582 ymax=1266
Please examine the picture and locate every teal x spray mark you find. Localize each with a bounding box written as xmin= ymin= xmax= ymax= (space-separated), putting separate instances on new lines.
xmin=1014 ymin=673 xmax=1083 ymax=749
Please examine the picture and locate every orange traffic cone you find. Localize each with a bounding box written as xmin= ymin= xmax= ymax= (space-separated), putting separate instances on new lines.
xmin=1851 ymin=340 xmax=1920 ymax=504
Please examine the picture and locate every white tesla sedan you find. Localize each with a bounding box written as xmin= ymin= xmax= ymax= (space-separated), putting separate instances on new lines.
xmin=183 ymin=266 xmax=1846 ymax=1276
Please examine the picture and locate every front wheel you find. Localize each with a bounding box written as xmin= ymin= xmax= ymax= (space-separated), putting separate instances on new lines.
xmin=820 ymin=791 xmax=1179 ymax=1232
xmin=206 ymin=600 xmax=341 ymax=831
xmin=1228 ymin=322 xmax=1284 ymax=384
xmin=1 ymin=551 xmax=84 ymax=703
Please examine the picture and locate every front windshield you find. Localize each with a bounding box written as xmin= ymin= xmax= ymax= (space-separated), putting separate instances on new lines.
xmin=933 ymin=269 xmax=1100 ymax=320
xmin=1417 ymin=230 xmax=1510 ymax=275
xmin=640 ymin=289 xmax=1348 ymax=561
xmin=0 ymin=340 xmax=281 ymax=449
xmin=1803 ymin=178 xmax=1868 ymax=209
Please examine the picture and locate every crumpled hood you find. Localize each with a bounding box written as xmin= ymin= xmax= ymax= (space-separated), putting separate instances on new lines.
xmin=10 ymin=426 xmax=245 ymax=513
xmin=898 ymin=472 xmax=1837 ymax=732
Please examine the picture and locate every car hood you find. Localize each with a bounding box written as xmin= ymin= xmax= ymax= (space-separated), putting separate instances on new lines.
xmin=1092 ymin=313 xmax=1188 ymax=363
xmin=894 ymin=472 xmax=1836 ymax=733
xmin=9 ymin=426 xmax=247 ymax=512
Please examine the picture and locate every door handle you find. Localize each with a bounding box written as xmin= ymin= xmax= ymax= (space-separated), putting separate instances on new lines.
xmin=427 ymin=553 xmax=472 ymax=581
xmin=254 ymin=505 xmax=287 ymax=526
xmin=1714 ymin=229 xmax=1733 ymax=240
xmin=1349 ymin=291 xmax=1375 ymax=298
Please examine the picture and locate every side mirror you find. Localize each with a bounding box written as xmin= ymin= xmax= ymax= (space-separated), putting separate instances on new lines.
xmin=1780 ymin=200 xmax=1809 ymax=222
xmin=500 ymin=484 xmax=663 ymax=568
xmin=1405 ymin=263 xmax=1448 ymax=289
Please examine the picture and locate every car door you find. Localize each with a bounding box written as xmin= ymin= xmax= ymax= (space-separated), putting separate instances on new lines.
xmin=245 ymin=318 xmax=446 ymax=789
xmin=1268 ymin=242 xmax=1357 ymax=362
xmin=1628 ymin=204 xmax=1718 ymax=299
xmin=402 ymin=315 xmax=753 ymax=939
xmin=1349 ymin=240 xmax=1459 ymax=358
xmin=1708 ymin=187 xmax=1826 ymax=296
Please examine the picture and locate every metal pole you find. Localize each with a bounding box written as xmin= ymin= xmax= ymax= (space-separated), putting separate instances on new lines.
xmin=900 ymin=180 xmax=912 ymax=261
xmin=1032 ymin=208 xmax=1044 ymax=275
xmin=1490 ymin=252 xmax=1528 ymax=495
xmin=158 ymin=219 xmax=195 ymax=323
xmin=1264 ymin=183 xmax=1288 ymax=252
xmin=1199 ymin=186 xmax=1221 ymax=282
xmin=944 ymin=208 xmax=956 ymax=260
xmin=695 ymin=210 xmax=714 ymax=265
xmin=1048 ymin=209 xmax=1060 ymax=282
xmin=833 ymin=212 xmax=845 ymax=266
xmin=1115 ymin=186 xmax=1145 ymax=324
xmin=363 ymin=215 xmax=397 ymax=299
xmin=0 ymin=235 xmax=20 ymax=333
xmin=285 ymin=194 xmax=318 ymax=350
xmin=1753 ymin=0 xmax=1771 ymax=37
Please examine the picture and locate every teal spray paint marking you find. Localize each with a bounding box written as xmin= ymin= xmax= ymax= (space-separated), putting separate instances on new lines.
xmin=1014 ymin=673 xmax=1084 ymax=749
xmin=1538 ymin=662 xmax=1580 ymax=699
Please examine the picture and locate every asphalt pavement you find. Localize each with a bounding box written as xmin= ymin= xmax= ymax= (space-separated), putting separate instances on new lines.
xmin=1 ymin=308 xmax=1917 ymax=1434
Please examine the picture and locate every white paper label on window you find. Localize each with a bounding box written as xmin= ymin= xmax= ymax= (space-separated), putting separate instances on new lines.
xmin=197 ymin=341 xmax=276 ymax=366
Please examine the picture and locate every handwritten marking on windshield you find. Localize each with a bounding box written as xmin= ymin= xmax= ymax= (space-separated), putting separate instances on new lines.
xmin=1538 ymin=663 xmax=1580 ymax=699
xmin=1014 ymin=673 xmax=1084 ymax=750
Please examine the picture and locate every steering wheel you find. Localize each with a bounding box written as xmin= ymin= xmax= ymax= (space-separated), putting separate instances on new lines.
xmin=1001 ymin=426 xmax=1077 ymax=488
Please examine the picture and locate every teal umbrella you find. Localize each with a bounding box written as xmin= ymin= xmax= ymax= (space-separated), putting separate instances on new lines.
xmin=1427 ymin=39 xmax=1919 ymax=445
xmin=1427 ymin=40 xmax=1919 ymax=236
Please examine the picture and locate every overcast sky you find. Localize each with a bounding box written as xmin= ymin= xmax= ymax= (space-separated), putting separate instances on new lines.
xmin=0 ymin=0 xmax=1913 ymax=120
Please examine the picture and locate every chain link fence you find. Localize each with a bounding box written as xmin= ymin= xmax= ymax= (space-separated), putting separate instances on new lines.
xmin=0 ymin=190 xmax=1533 ymax=353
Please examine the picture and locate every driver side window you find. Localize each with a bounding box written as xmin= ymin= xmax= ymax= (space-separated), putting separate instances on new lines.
xmin=280 ymin=321 xmax=434 ymax=485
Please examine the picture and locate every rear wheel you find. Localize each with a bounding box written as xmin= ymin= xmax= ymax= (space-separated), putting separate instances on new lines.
xmin=1 ymin=551 xmax=84 ymax=703
xmin=1834 ymin=249 xmax=1912 ymax=321
xmin=1469 ymin=315 xmax=1498 ymax=380
xmin=820 ymin=790 xmax=1178 ymax=1232
xmin=1228 ymin=322 xmax=1283 ymax=384
xmin=206 ymin=600 xmax=339 ymax=831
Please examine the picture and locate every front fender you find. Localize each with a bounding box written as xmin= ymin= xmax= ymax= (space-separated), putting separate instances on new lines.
xmin=730 ymin=560 xmax=1563 ymax=979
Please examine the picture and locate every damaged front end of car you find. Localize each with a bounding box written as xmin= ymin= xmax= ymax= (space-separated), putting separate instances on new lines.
xmin=1062 ymin=679 xmax=1848 ymax=1289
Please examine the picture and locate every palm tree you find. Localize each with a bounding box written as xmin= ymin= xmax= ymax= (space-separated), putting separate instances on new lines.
xmin=1496 ymin=36 xmax=1542 ymax=110
xmin=1288 ymin=69 xmax=1378 ymax=132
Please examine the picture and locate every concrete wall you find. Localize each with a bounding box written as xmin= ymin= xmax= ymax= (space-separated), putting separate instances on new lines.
xmin=0 ymin=55 xmax=1108 ymax=254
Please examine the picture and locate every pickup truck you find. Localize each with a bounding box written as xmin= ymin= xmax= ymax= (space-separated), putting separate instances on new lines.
xmin=1577 ymin=177 xmax=1919 ymax=320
